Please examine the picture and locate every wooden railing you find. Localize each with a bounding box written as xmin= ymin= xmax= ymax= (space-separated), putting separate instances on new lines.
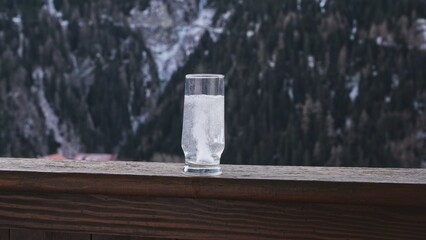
xmin=0 ymin=158 xmax=425 ymax=239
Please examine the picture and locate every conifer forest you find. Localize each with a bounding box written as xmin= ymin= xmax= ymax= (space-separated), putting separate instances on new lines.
xmin=0 ymin=0 xmax=425 ymax=167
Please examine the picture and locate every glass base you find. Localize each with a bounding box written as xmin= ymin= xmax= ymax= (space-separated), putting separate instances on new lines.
xmin=183 ymin=164 xmax=222 ymax=176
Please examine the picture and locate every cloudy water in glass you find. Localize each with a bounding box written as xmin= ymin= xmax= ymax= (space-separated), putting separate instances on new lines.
xmin=182 ymin=74 xmax=224 ymax=175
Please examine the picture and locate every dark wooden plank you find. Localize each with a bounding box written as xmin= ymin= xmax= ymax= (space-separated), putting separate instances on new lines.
xmin=1 ymin=158 xmax=425 ymax=183
xmin=92 ymin=236 xmax=128 ymax=240
xmin=0 ymin=229 xmax=9 ymax=240
xmin=10 ymin=229 xmax=45 ymax=240
xmin=45 ymin=231 xmax=90 ymax=240
xmin=92 ymin=234 xmax=170 ymax=240
xmin=0 ymin=192 xmax=425 ymax=240
xmin=10 ymin=229 xmax=90 ymax=240
xmin=0 ymin=158 xmax=425 ymax=206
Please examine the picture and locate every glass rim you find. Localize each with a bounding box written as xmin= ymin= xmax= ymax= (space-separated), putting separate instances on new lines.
xmin=185 ymin=74 xmax=224 ymax=79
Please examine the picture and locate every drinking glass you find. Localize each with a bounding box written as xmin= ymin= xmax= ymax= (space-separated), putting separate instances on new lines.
xmin=182 ymin=74 xmax=225 ymax=175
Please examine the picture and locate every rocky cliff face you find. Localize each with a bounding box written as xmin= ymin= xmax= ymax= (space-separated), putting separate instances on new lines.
xmin=0 ymin=0 xmax=425 ymax=167
xmin=0 ymin=0 xmax=227 ymax=158
xmin=120 ymin=0 xmax=426 ymax=167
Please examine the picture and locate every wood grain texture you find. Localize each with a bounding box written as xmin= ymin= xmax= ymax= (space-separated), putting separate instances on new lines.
xmin=9 ymin=229 xmax=90 ymax=240
xmin=45 ymin=231 xmax=90 ymax=240
xmin=0 ymin=229 xmax=9 ymax=240
xmin=10 ymin=229 xmax=45 ymax=240
xmin=0 ymin=158 xmax=425 ymax=206
xmin=92 ymin=234 xmax=170 ymax=240
xmin=1 ymin=158 xmax=426 ymax=239
xmin=1 ymin=158 xmax=425 ymax=183
xmin=0 ymin=192 xmax=425 ymax=240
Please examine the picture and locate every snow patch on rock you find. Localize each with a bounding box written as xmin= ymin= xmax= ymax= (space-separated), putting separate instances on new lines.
xmin=346 ymin=73 xmax=361 ymax=102
xmin=128 ymin=0 xmax=232 ymax=85
xmin=33 ymin=66 xmax=81 ymax=157
xmin=12 ymin=14 xmax=24 ymax=57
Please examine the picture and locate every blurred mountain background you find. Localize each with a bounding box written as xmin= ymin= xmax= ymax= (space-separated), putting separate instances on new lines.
xmin=0 ymin=0 xmax=425 ymax=167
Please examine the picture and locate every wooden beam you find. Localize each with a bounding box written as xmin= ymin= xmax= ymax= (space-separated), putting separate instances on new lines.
xmin=0 ymin=193 xmax=425 ymax=240
xmin=0 ymin=158 xmax=425 ymax=206
xmin=0 ymin=158 xmax=425 ymax=239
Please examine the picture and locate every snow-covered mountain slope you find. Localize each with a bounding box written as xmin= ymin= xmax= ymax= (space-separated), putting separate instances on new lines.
xmin=0 ymin=0 xmax=232 ymax=157
xmin=0 ymin=0 xmax=425 ymax=168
